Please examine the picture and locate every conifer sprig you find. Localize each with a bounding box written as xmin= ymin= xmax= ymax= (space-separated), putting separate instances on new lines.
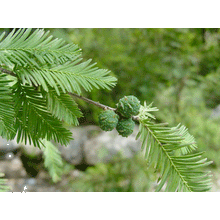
xmin=0 ymin=28 xmax=117 ymax=147
xmin=0 ymin=28 xmax=212 ymax=191
xmin=136 ymin=102 xmax=212 ymax=192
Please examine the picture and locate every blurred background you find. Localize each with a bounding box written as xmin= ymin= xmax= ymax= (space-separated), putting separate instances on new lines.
xmin=0 ymin=28 xmax=220 ymax=191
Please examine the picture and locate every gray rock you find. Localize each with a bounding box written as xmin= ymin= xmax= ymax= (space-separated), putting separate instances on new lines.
xmin=0 ymin=137 xmax=18 ymax=150
xmin=84 ymin=125 xmax=141 ymax=165
xmin=56 ymin=125 xmax=102 ymax=165
xmin=55 ymin=125 xmax=141 ymax=165
xmin=211 ymin=104 xmax=220 ymax=119
xmin=0 ymin=136 xmax=20 ymax=159
xmin=0 ymin=156 xmax=27 ymax=178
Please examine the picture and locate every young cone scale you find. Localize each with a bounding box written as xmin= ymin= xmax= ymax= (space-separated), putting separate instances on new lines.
xmin=98 ymin=110 xmax=119 ymax=131
xmin=116 ymin=95 xmax=141 ymax=118
xmin=116 ymin=118 xmax=135 ymax=137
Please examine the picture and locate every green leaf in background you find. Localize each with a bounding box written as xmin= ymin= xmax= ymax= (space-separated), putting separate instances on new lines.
xmin=0 ymin=173 xmax=10 ymax=192
xmin=42 ymin=140 xmax=64 ymax=183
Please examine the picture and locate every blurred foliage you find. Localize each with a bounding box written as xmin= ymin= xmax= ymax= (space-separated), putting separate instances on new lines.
xmin=60 ymin=28 xmax=220 ymax=166
xmin=1 ymin=28 xmax=219 ymax=173
xmin=71 ymin=152 xmax=157 ymax=192
xmin=50 ymin=28 xmax=220 ymax=168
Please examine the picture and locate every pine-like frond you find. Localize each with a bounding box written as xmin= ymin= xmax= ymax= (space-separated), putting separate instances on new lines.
xmin=0 ymin=73 xmax=16 ymax=139
xmin=12 ymin=82 xmax=73 ymax=148
xmin=41 ymin=140 xmax=63 ymax=183
xmin=136 ymin=102 xmax=212 ymax=192
xmin=0 ymin=28 xmax=117 ymax=95
xmin=43 ymin=86 xmax=83 ymax=125
xmin=171 ymin=123 xmax=197 ymax=155
xmin=0 ymin=28 xmax=116 ymax=148
xmin=0 ymin=28 xmax=81 ymax=67
xmin=15 ymin=59 xmax=117 ymax=95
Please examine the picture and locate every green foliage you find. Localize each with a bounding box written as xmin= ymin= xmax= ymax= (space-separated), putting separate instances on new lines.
xmin=43 ymin=87 xmax=82 ymax=126
xmin=154 ymin=80 xmax=220 ymax=168
xmin=116 ymin=95 xmax=140 ymax=118
xmin=0 ymin=28 xmax=117 ymax=96
xmin=0 ymin=173 xmax=10 ymax=192
xmin=0 ymin=28 xmax=214 ymax=191
xmin=98 ymin=110 xmax=119 ymax=131
xmin=63 ymin=28 xmax=204 ymax=122
xmin=42 ymin=140 xmax=64 ymax=183
xmin=202 ymin=71 xmax=220 ymax=108
xmin=0 ymin=28 xmax=117 ymax=185
xmin=136 ymin=102 xmax=212 ymax=192
xmin=116 ymin=118 xmax=135 ymax=137
xmin=0 ymin=73 xmax=15 ymax=140
xmin=71 ymin=153 xmax=157 ymax=192
xmin=0 ymin=28 xmax=80 ymax=67
xmin=12 ymin=82 xmax=73 ymax=148
xmin=0 ymin=28 xmax=117 ymax=147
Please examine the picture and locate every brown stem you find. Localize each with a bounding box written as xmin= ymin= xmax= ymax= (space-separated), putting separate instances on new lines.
xmin=69 ymin=92 xmax=140 ymax=121
xmin=69 ymin=92 xmax=116 ymax=111
xmin=0 ymin=67 xmax=16 ymax=77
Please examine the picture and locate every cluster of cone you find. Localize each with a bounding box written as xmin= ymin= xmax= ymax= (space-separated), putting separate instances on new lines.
xmin=98 ymin=96 xmax=141 ymax=137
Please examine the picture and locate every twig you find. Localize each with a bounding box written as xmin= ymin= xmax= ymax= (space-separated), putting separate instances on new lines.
xmin=0 ymin=67 xmax=16 ymax=77
xmin=69 ymin=92 xmax=116 ymax=111
xmin=69 ymin=92 xmax=140 ymax=121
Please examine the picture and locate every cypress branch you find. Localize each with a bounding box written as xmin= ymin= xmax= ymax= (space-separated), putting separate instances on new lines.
xmin=0 ymin=28 xmax=212 ymax=191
